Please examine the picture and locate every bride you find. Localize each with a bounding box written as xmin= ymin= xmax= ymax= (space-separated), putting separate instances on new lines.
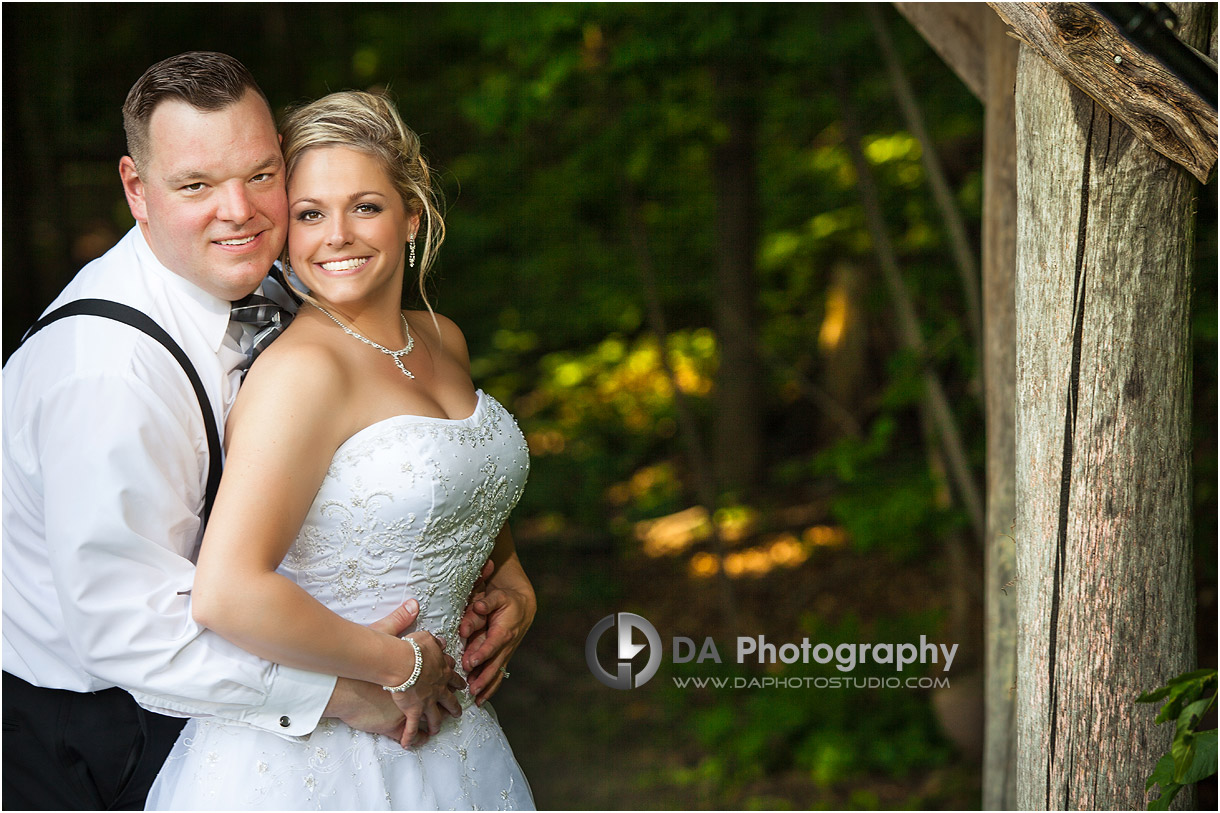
xmin=147 ymin=91 xmax=534 ymax=810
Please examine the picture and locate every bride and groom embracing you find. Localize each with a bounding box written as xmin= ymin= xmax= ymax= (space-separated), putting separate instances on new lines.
xmin=3 ymin=51 xmax=535 ymax=810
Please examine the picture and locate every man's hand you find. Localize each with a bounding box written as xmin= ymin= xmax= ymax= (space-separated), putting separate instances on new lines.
xmin=323 ymin=599 xmax=457 ymax=748
xmin=458 ymin=554 xmax=535 ymax=705
xmin=323 ymin=677 xmax=406 ymax=741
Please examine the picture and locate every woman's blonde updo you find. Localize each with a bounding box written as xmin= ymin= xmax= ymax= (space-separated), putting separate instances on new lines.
xmin=279 ymin=90 xmax=445 ymax=307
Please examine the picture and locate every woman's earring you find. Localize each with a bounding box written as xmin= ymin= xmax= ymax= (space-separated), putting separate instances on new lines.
xmin=408 ymin=236 xmax=417 ymax=269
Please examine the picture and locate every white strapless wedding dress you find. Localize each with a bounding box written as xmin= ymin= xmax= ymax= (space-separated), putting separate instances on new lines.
xmin=147 ymin=390 xmax=534 ymax=810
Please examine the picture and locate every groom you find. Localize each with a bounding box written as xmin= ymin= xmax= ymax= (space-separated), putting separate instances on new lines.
xmin=2 ymin=51 xmax=534 ymax=810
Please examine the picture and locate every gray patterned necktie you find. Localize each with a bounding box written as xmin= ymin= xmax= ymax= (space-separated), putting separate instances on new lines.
xmin=229 ymin=293 xmax=292 ymax=365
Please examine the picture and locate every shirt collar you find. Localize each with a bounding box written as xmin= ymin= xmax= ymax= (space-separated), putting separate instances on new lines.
xmin=129 ymin=225 xmax=239 ymax=354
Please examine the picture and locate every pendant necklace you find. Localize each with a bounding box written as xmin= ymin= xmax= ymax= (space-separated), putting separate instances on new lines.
xmin=309 ymin=301 xmax=415 ymax=379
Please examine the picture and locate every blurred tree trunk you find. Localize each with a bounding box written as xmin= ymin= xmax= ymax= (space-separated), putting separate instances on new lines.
xmin=837 ymin=64 xmax=987 ymax=541
xmin=836 ymin=64 xmax=983 ymax=655
xmin=624 ymin=186 xmax=739 ymax=633
xmin=981 ymin=10 xmax=1019 ymax=810
xmin=1013 ymin=3 xmax=1208 ymax=805
xmin=711 ymin=59 xmax=763 ymax=497
xmin=818 ymin=261 xmax=869 ymax=434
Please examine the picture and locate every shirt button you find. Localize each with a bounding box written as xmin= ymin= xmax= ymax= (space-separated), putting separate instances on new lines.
xmin=279 ymin=716 xmax=291 ymax=728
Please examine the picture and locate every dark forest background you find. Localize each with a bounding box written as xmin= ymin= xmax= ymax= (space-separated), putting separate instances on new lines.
xmin=3 ymin=3 xmax=1215 ymax=809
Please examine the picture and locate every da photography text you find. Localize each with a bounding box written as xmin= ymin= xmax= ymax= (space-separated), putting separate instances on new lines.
xmin=586 ymin=612 xmax=959 ymax=690
xmin=677 ymin=634 xmax=959 ymax=672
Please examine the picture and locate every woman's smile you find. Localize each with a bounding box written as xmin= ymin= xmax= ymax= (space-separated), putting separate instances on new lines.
xmin=316 ymin=256 xmax=371 ymax=275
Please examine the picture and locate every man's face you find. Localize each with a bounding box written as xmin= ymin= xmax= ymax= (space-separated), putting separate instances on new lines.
xmin=119 ymin=90 xmax=286 ymax=301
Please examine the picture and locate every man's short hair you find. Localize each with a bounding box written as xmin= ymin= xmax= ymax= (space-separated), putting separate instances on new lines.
xmin=122 ymin=51 xmax=271 ymax=171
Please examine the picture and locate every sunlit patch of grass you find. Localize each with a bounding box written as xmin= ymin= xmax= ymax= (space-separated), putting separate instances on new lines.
xmin=690 ymin=551 xmax=720 ymax=577
xmin=686 ymin=526 xmax=848 ymax=579
xmin=804 ymin=524 xmax=848 ymax=548
xmin=636 ymin=505 xmax=711 ymax=556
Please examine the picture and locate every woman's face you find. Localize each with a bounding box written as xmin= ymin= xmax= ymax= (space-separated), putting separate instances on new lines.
xmin=287 ymin=146 xmax=418 ymax=310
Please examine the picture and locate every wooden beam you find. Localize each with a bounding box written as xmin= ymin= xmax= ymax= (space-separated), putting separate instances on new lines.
xmin=990 ymin=2 xmax=1216 ymax=183
xmin=893 ymin=2 xmax=988 ymax=100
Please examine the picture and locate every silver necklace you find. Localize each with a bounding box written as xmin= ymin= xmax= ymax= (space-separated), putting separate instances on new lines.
xmin=309 ymin=302 xmax=415 ymax=379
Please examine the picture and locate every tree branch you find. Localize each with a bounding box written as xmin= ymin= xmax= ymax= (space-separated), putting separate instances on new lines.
xmin=990 ymin=1 xmax=1217 ymax=182
xmin=623 ymin=184 xmax=739 ymax=630
xmin=870 ymin=3 xmax=984 ymax=371
xmin=833 ymin=68 xmax=987 ymax=543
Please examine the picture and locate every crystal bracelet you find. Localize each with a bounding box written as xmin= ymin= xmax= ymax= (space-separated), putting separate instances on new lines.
xmin=383 ymin=636 xmax=423 ymax=692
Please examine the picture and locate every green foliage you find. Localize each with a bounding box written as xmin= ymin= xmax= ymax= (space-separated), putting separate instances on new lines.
xmin=778 ymin=411 xmax=965 ymax=562
xmin=827 ymin=464 xmax=958 ymax=561
xmin=659 ymin=612 xmax=953 ymax=802
xmin=499 ymin=328 xmax=716 ymax=524
xmin=1137 ymin=669 xmax=1218 ymax=809
xmin=7 ymin=3 xmax=991 ymax=552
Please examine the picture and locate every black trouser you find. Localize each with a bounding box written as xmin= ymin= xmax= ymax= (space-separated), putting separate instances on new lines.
xmin=2 ymin=671 xmax=186 ymax=810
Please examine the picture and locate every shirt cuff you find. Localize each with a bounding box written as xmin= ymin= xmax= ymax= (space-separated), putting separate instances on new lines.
xmin=246 ymin=665 xmax=336 ymax=736
xmin=132 ymin=666 xmax=336 ymax=739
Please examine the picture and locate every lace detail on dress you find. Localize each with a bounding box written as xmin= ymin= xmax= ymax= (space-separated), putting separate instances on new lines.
xmin=286 ymin=490 xmax=413 ymax=606
xmin=146 ymin=391 xmax=534 ymax=811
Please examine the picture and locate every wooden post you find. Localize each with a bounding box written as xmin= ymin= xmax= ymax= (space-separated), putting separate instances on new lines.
xmin=1013 ymin=0 xmax=1205 ymax=801
xmin=981 ymin=10 xmax=1019 ymax=809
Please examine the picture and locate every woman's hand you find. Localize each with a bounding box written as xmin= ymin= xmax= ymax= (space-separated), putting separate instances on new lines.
xmin=386 ymin=632 xmax=466 ymax=747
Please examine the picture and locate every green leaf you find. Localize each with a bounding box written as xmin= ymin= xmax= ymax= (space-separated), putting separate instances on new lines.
xmin=1146 ymin=752 xmax=1175 ymax=790
xmin=1181 ymin=729 xmax=1218 ymax=785
xmin=1166 ymin=668 xmax=1216 ymax=687
xmin=1147 ymin=780 xmax=1183 ymax=811
xmin=1150 ymin=729 xmax=1217 ymax=805
xmin=1141 ymin=669 xmax=1216 ymax=715
xmin=1137 ymin=685 xmax=1173 ymax=704
xmin=1177 ymin=698 xmax=1215 ymax=738
xmin=1141 ymin=671 xmax=1217 ymax=808
xmin=1157 ymin=694 xmax=1189 ymax=726
xmin=1170 ymin=732 xmax=1197 ymax=784
xmin=1146 ymin=753 xmax=1187 ymax=811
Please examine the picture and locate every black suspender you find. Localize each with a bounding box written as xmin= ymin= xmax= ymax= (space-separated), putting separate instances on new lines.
xmin=20 ymin=299 xmax=223 ymax=523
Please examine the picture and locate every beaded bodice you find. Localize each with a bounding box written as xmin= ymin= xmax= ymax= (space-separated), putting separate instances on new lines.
xmin=278 ymin=390 xmax=529 ymax=678
xmin=148 ymin=394 xmax=536 ymax=810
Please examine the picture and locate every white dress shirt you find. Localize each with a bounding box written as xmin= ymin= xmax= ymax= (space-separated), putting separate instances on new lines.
xmin=2 ymin=225 xmax=334 ymax=736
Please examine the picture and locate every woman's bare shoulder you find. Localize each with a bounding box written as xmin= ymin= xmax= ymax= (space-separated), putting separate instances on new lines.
xmin=245 ymin=328 xmax=349 ymax=392
xmin=228 ymin=329 xmax=351 ymax=443
xmin=405 ymin=309 xmax=471 ymax=370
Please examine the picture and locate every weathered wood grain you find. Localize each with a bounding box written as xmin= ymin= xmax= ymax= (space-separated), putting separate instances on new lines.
xmin=981 ymin=13 xmax=1020 ymax=810
xmin=991 ymin=1 xmax=1216 ymax=182
xmin=1013 ymin=37 xmax=1197 ymax=813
